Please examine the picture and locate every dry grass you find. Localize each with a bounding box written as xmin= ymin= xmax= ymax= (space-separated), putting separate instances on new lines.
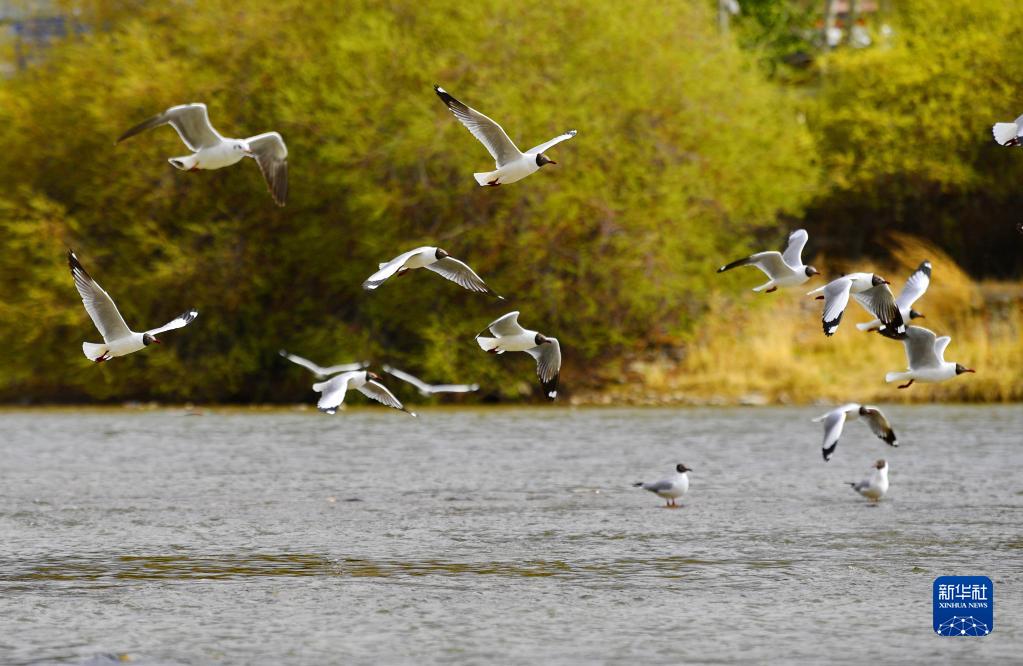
xmin=586 ymin=234 xmax=1022 ymax=405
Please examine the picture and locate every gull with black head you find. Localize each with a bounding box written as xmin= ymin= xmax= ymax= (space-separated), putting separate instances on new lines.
xmin=807 ymin=273 xmax=905 ymax=337
xmin=634 ymin=464 xmax=692 ymax=508
xmin=313 ymin=371 xmax=416 ymax=416
xmin=813 ymin=403 xmax=897 ymax=462
xmin=476 ymin=311 xmax=561 ymax=400
xmin=884 ymin=325 xmax=974 ymax=389
xmin=717 ymin=229 xmax=819 ymax=292
xmin=362 ymin=246 xmax=501 ymax=297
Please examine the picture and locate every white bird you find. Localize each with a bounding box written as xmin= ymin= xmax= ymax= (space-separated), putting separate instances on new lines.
xmin=634 ymin=464 xmax=692 ymax=508
xmin=362 ymin=246 xmax=502 ymax=297
xmin=278 ymin=350 xmax=370 ymax=378
xmin=313 ymin=370 xmax=416 ymax=416
xmin=807 ymin=273 xmax=905 ymax=337
xmin=992 ymin=114 xmax=1023 ymax=147
xmin=475 ymin=311 xmax=561 ymax=400
xmin=858 ymin=261 xmax=931 ymax=332
xmin=812 ymin=403 xmax=897 ymax=462
xmin=717 ymin=229 xmax=820 ymax=292
xmin=116 ymin=103 xmax=288 ymax=206
xmin=382 ymin=365 xmax=479 ymax=396
xmin=68 ymin=250 xmax=198 ymax=362
xmin=848 ymin=459 xmax=889 ymax=502
xmin=434 ymin=85 xmax=576 ymax=186
xmin=885 ymin=325 xmax=974 ymax=389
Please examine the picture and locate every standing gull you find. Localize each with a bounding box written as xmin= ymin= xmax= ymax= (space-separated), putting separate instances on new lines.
xmin=807 ymin=273 xmax=905 ymax=337
xmin=362 ymin=246 xmax=502 ymax=297
xmin=848 ymin=459 xmax=889 ymax=503
xmin=116 ymin=103 xmax=288 ymax=206
xmin=813 ymin=403 xmax=897 ymax=462
xmin=313 ymin=371 xmax=416 ymax=416
xmin=858 ymin=261 xmax=931 ymax=332
xmin=717 ymin=229 xmax=820 ymax=292
xmin=884 ymin=325 xmax=974 ymax=389
xmin=434 ymin=85 xmax=576 ymax=186
xmin=68 ymin=250 xmax=198 ymax=362
xmin=279 ymin=350 xmax=369 ymax=379
xmin=634 ymin=464 xmax=692 ymax=508
xmin=382 ymin=365 xmax=479 ymax=396
xmin=475 ymin=311 xmax=561 ymax=400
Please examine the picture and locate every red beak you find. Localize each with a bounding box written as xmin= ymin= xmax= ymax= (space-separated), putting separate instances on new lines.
xmin=965 ymin=368 xmax=975 ymax=373
xmin=152 ymin=338 xmax=162 ymax=344
xmin=549 ymin=160 xmax=558 ymax=165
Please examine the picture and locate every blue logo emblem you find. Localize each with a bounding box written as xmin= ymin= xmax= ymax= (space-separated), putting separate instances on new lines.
xmin=933 ymin=576 xmax=993 ymax=636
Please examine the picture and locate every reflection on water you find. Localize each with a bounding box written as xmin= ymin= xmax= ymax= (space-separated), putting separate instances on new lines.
xmin=0 ymin=406 xmax=1020 ymax=664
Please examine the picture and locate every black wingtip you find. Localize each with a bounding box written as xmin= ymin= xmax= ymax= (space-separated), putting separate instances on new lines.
xmin=822 ymin=443 xmax=837 ymax=462
xmin=632 ymin=482 xmax=644 ymax=487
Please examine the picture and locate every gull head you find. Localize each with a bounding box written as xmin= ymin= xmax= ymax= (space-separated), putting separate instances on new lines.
xmin=142 ymin=333 xmax=160 ymax=346
xmin=676 ymin=463 xmax=692 ymax=474
xmin=871 ymin=274 xmax=891 ymax=286
xmin=236 ymin=140 xmax=253 ymax=157
xmin=804 ymin=265 xmax=820 ymax=278
xmin=955 ymin=363 xmax=975 ymax=375
xmin=534 ymin=333 xmax=553 ymax=345
xmin=875 ymin=459 xmax=887 ymax=470
xmin=909 ymin=309 xmax=925 ymax=320
xmin=434 ymin=248 xmax=450 ymax=260
xmin=535 ymin=153 xmax=557 ymax=167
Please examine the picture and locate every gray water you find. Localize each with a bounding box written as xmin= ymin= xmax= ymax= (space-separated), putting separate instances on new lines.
xmin=0 ymin=405 xmax=1020 ymax=664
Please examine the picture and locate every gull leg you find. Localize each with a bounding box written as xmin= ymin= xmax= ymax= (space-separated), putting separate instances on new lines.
xmin=765 ymin=287 xmax=777 ymax=293
xmin=815 ymin=295 xmax=824 ymax=300
xmin=487 ymin=179 xmax=500 ymax=186
xmin=897 ymin=380 xmax=914 ymax=389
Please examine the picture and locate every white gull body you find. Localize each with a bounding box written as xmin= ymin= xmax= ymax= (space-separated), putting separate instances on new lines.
xmin=848 ymin=459 xmax=889 ymax=502
xmin=634 ymin=464 xmax=692 ymax=508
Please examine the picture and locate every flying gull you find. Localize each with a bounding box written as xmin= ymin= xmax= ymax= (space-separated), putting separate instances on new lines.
xmin=68 ymin=250 xmax=198 ymax=362
xmin=475 ymin=311 xmax=561 ymax=400
xmin=313 ymin=371 xmax=416 ymax=416
xmin=813 ymin=403 xmax=897 ymax=462
xmin=807 ymin=273 xmax=905 ymax=337
xmin=884 ymin=325 xmax=974 ymax=389
xmin=279 ymin=350 xmax=370 ymax=378
xmin=858 ymin=261 xmax=931 ymax=332
xmin=634 ymin=464 xmax=692 ymax=508
xmin=434 ymin=85 xmax=576 ymax=186
xmin=992 ymin=114 xmax=1023 ymax=147
xmin=382 ymin=365 xmax=479 ymax=396
xmin=116 ymin=103 xmax=288 ymax=206
xmin=362 ymin=246 xmax=502 ymax=297
xmin=848 ymin=459 xmax=889 ymax=502
xmin=717 ymin=229 xmax=820 ymax=292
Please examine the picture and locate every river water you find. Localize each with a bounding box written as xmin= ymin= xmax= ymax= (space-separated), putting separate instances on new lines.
xmin=0 ymin=405 xmax=1019 ymax=664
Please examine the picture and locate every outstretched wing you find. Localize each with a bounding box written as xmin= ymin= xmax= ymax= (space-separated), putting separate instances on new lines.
xmin=246 ymin=132 xmax=288 ymax=206
xmin=896 ymin=260 xmax=931 ymax=310
xmin=781 ymin=229 xmax=809 ymax=269
xmin=434 ymin=85 xmax=521 ymax=166
xmin=718 ymin=251 xmax=788 ymax=279
xmin=68 ymin=250 xmax=133 ymax=342
xmin=362 ymin=248 xmax=428 ymax=290
xmin=852 ymin=284 xmax=905 ymax=338
xmin=478 ymin=311 xmax=526 ymax=338
xmin=860 ymin=406 xmax=897 ymax=446
xmin=526 ymin=338 xmax=561 ymax=400
xmin=146 ymin=309 xmax=199 ymax=337
xmin=382 ymin=365 xmax=433 ymax=394
xmin=903 ymin=326 xmax=942 ymax=369
xmin=279 ymin=350 xmax=328 ymax=376
xmin=815 ymin=277 xmax=853 ymax=336
xmin=525 ymin=130 xmax=577 ymax=156
xmin=116 ymin=103 xmax=223 ymax=151
xmin=424 ymin=257 xmax=502 ymax=298
xmin=933 ymin=336 xmax=952 ymax=363
xmin=816 ymin=409 xmax=848 ymax=462
xmin=357 ymin=380 xmax=417 ymax=416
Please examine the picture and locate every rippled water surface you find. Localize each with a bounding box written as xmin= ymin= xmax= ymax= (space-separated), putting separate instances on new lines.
xmin=1 ymin=406 xmax=1020 ymax=664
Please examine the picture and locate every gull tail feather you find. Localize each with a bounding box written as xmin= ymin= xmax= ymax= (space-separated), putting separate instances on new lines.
xmin=312 ymin=381 xmax=328 ymax=392
xmin=474 ymin=171 xmax=498 ymax=186
xmin=82 ymin=342 xmax=108 ymax=361
xmin=476 ymin=336 xmax=500 ymax=352
xmin=885 ymin=371 xmax=911 ymax=384
xmin=993 ymin=123 xmax=1019 ymax=146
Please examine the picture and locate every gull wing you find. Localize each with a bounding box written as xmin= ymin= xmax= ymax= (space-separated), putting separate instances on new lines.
xmin=146 ymin=309 xmax=199 ymax=337
xmin=781 ymin=229 xmax=809 ymax=270
xmin=525 ymin=337 xmax=561 ymax=400
xmin=363 ymin=248 xmax=429 ymax=290
xmin=813 ymin=407 xmax=848 ymax=462
xmin=424 ymin=256 xmax=502 ymax=298
xmin=434 ymin=85 xmax=521 ymax=167
xmin=68 ymin=250 xmax=133 ymax=343
xmin=478 ymin=311 xmax=526 ymax=338
xmin=896 ymin=260 xmax=931 ymax=310
xmin=934 ymin=336 xmax=952 ymax=363
xmin=357 ymin=380 xmax=417 ymax=416
xmin=246 ymin=132 xmax=288 ymax=206
xmin=859 ymin=406 xmax=897 ymax=446
xmin=116 ymin=103 xmax=223 ymax=151
xmin=280 ymin=350 xmax=367 ymax=377
xmin=815 ymin=277 xmax=853 ymax=336
xmin=903 ymin=326 xmax=942 ymax=369
xmin=382 ymin=365 xmax=433 ymax=395
xmin=718 ymin=251 xmax=788 ymax=278
xmin=852 ymin=283 xmax=906 ymax=338
xmin=525 ymin=130 xmax=577 ymax=156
